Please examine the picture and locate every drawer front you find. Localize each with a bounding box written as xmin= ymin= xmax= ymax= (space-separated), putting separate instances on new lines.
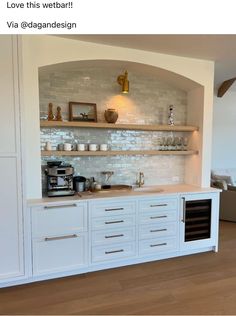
xmin=32 ymin=233 xmax=88 ymax=275
xmin=91 ymin=214 xmax=135 ymax=231
xmin=139 ymin=198 xmax=177 ymax=212
xmin=139 ymin=209 xmax=178 ymax=225
xmin=139 ymin=237 xmax=177 ymax=255
xmin=91 ymin=200 xmax=135 ymax=218
xmin=92 ymin=242 xmax=136 ymax=263
xmin=139 ymin=222 xmax=177 ymax=240
xmin=32 ymin=203 xmax=87 ymax=237
xmin=92 ymin=227 xmax=136 ymax=246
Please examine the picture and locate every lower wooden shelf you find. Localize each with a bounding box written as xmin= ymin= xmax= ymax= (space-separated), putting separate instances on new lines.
xmin=41 ymin=150 xmax=198 ymax=157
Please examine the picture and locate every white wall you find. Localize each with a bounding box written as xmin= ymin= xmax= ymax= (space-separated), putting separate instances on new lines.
xmin=20 ymin=35 xmax=214 ymax=198
xmin=212 ymin=91 xmax=236 ymax=169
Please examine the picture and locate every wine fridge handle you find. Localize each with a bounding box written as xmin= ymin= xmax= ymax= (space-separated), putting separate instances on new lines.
xmin=182 ymin=197 xmax=186 ymax=223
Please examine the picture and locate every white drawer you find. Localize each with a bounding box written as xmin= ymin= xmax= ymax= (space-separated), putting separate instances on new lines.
xmin=91 ymin=214 xmax=135 ymax=231
xmin=92 ymin=227 xmax=136 ymax=246
xmin=92 ymin=242 xmax=136 ymax=263
xmin=139 ymin=198 xmax=177 ymax=211
xmin=91 ymin=200 xmax=135 ymax=218
xmin=139 ymin=209 xmax=178 ymax=225
xmin=32 ymin=233 xmax=88 ymax=275
xmin=139 ymin=237 xmax=177 ymax=256
xmin=32 ymin=203 xmax=87 ymax=237
xmin=139 ymin=222 xmax=177 ymax=240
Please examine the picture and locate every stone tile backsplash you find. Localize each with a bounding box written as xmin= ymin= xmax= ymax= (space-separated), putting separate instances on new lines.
xmin=39 ymin=64 xmax=188 ymax=192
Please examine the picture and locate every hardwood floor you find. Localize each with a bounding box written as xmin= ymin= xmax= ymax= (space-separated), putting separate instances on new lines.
xmin=1 ymin=221 xmax=236 ymax=315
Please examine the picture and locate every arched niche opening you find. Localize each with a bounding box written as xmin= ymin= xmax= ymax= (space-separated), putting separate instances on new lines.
xmin=39 ymin=59 xmax=205 ymax=190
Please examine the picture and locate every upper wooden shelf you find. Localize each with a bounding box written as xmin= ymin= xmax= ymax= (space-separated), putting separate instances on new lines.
xmin=40 ymin=121 xmax=198 ymax=132
xmin=41 ymin=150 xmax=198 ymax=157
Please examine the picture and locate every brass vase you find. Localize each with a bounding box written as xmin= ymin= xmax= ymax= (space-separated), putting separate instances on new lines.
xmin=104 ymin=109 xmax=118 ymax=123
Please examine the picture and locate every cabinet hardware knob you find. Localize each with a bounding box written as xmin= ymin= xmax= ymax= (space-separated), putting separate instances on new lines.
xmin=44 ymin=234 xmax=78 ymax=242
xmin=105 ymin=234 xmax=124 ymax=239
xmin=44 ymin=204 xmax=77 ymax=209
xmin=105 ymin=220 xmax=124 ymax=224
xmin=105 ymin=207 xmax=124 ymax=212
xmin=105 ymin=249 xmax=124 ymax=254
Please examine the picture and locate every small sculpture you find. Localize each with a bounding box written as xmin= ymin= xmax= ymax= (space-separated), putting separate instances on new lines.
xmin=47 ymin=103 xmax=54 ymax=121
xmin=56 ymin=106 xmax=63 ymax=121
xmin=80 ymin=112 xmax=89 ymax=120
xmin=168 ymin=105 xmax=174 ymax=126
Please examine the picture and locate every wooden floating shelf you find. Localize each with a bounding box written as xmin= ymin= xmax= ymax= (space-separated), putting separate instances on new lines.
xmin=40 ymin=121 xmax=198 ymax=132
xmin=41 ymin=150 xmax=198 ymax=157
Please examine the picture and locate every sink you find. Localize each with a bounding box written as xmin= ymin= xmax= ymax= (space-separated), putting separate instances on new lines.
xmin=133 ymin=186 xmax=163 ymax=193
xmin=95 ymin=184 xmax=132 ymax=194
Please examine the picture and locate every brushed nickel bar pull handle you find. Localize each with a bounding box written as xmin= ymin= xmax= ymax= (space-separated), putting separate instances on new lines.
xmin=182 ymin=197 xmax=186 ymax=223
xmin=44 ymin=203 xmax=77 ymax=209
xmin=150 ymin=215 xmax=167 ymax=219
xmin=105 ymin=220 xmax=124 ymax=224
xmin=150 ymin=242 xmax=167 ymax=247
xmin=150 ymin=204 xmax=168 ymax=207
xmin=44 ymin=234 xmax=78 ymax=242
xmin=105 ymin=249 xmax=124 ymax=254
xmin=105 ymin=207 xmax=124 ymax=212
xmin=105 ymin=234 xmax=124 ymax=239
xmin=150 ymin=228 xmax=167 ymax=233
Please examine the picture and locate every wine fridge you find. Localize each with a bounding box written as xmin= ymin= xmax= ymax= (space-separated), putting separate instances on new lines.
xmin=180 ymin=193 xmax=219 ymax=251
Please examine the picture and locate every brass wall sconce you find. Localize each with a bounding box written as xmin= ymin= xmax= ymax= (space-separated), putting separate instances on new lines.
xmin=117 ymin=70 xmax=129 ymax=93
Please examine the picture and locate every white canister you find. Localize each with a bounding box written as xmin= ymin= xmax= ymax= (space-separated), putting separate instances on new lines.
xmin=45 ymin=141 xmax=52 ymax=151
xmin=77 ymin=144 xmax=85 ymax=151
xmin=100 ymin=144 xmax=108 ymax=151
xmin=89 ymin=144 xmax=98 ymax=151
xmin=64 ymin=143 xmax=72 ymax=151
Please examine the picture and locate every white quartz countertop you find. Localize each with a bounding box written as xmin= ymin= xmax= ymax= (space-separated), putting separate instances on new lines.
xmin=27 ymin=184 xmax=220 ymax=207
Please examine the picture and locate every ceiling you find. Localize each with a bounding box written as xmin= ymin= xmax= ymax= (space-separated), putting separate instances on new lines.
xmin=61 ymin=35 xmax=236 ymax=92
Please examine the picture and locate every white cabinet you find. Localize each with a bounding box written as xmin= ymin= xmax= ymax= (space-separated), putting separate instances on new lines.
xmin=0 ymin=36 xmax=25 ymax=283
xmin=27 ymin=191 xmax=219 ymax=284
xmin=138 ymin=196 xmax=179 ymax=257
xmin=90 ymin=199 xmax=136 ymax=264
xmin=31 ymin=202 xmax=88 ymax=276
xmin=179 ymin=193 xmax=219 ymax=251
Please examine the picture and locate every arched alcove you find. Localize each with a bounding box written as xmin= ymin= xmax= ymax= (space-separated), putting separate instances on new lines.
xmin=39 ymin=59 xmax=204 ymax=193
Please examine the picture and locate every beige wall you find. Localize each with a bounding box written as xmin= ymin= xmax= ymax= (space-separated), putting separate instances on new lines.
xmin=20 ymin=35 xmax=214 ymax=198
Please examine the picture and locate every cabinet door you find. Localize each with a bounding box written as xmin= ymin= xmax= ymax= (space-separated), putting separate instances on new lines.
xmin=0 ymin=158 xmax=24 ymax=280
xmin=0 ymin=36 xmax=24 ymax=282
xmin=179 ymin=193 xmax=220 ymax=251
xmin=0 ymin=36 xmax=18 ymax=154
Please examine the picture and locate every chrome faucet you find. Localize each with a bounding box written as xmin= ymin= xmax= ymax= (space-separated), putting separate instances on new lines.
xmin=136 ymin=172 xmax=144 ymax=187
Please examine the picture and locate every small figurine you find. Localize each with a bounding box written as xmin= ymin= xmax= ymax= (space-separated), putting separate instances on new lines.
xmin=47 ymin=103 xmax=54 ymax=121
xmin=55 ymin=106 xmax=62 ymax=121
xmin=80 ymin=112 xmax=89 ymax=120
xmin=168 ymin=105 xmax=174 ymax=126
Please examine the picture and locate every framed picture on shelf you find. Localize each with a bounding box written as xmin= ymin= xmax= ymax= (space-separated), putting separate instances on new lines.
xmin=69 ymin=101 xmax=97 ymax=122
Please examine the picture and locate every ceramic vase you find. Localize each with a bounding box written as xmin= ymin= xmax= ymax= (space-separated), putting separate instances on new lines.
xmin=104 ymin=109 xmax=118 ymax=123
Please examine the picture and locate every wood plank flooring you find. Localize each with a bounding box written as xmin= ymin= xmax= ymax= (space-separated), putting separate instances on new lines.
xmin=1 ymin=221 xmax=236 ymax=315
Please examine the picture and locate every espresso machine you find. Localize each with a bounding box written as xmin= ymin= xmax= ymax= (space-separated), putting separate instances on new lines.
xmin=45 ymin=161 xmax=75 ymax=197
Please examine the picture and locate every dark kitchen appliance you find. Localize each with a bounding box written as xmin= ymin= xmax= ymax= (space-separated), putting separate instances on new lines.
xmin=45 ymin=161 xmax=75 ymax=197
